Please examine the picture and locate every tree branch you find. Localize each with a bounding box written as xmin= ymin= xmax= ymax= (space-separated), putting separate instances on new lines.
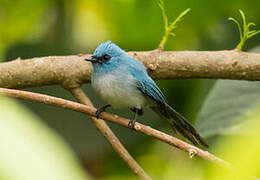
xmin=1 ymin=49 xmax=255 ymax=176
xmin=1 ymin=50 xmax=260 ymax=89
xmin=69 ymin=87 xmax=151 ymax=180
xmin=0 ymin=87 xmax=230 ymax=168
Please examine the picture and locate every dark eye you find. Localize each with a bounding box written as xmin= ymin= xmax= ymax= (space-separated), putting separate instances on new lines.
xmin=103 ymin=54 xmax=111 ymax=61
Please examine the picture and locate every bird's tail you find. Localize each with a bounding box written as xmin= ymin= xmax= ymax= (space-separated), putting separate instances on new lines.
xmin=151 ymin=103 xmax=208 ymax=148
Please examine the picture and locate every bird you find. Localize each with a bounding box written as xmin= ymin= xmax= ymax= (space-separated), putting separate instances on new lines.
xmin=85 ymin=41 xmax=208 ymax=148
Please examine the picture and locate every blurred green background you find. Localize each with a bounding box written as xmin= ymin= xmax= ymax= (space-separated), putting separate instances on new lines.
xmin=1 ymin=0 xmax=260 ymax=179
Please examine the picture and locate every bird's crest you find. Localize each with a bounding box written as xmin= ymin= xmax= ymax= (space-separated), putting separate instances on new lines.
xmin=94 ymin=41 xmax=125 ymax=58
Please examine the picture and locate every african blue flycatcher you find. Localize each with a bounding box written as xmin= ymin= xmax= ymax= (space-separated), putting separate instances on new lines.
xmin=85 ymin=41 xmax=208 ymax=148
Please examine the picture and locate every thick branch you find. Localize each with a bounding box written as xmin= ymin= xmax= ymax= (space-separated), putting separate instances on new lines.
xmin=69 ymin=87 xmax=151 ymax=180
xmin=0 ymin=88 xmax=230 ymax=167
xmin=1 ymin=50 xmax=260 ymax=89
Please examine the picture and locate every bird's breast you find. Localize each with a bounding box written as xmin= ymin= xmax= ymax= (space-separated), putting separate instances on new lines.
xmin=92 ymin=71 xmax=147 ymax=108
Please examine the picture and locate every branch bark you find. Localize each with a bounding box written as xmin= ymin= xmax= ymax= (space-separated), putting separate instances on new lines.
xmin=0 ymin=49 xmax=256 ymax=177
xmin=0 ymin=88 xmax=230 ymax=168
xmin=1 ymin=50 xmax=260 ymax=89
xmin=69 ymin=87 xmax=151 ymax=180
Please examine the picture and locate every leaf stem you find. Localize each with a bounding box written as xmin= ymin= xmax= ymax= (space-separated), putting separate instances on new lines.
xmin=158 ymin=0 xmax=190 ymax=50
xmin=229 ymin=10 xmax=260 ymax=51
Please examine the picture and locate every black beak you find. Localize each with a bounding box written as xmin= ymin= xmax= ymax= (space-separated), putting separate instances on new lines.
xmin=85 ymin=56 xmax=98 ymax=63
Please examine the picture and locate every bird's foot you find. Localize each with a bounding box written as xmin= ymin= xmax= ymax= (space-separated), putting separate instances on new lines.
xmin=128 ymin=107 xmax=141 ymax=130
xmin=128 ymin=119 xmax=137 ymax=130
xmin=96 ymin=104 xmax=111 ymax=119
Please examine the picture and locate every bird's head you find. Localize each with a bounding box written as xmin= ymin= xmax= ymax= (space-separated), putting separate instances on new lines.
xmin=85 ymin=41 xmax=125 ymax=65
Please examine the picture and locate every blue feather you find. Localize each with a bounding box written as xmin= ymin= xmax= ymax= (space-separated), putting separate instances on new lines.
xmin=128 ymin=62 xmax=166 ymax=104
xmin=88 ymin=40 xmax=208 ymax=148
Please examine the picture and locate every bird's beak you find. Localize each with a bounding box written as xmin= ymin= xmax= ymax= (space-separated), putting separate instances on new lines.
xmin=85 ymin=56 xmax=98 ymax=63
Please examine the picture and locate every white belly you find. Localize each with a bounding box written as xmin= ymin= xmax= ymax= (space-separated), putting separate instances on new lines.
xmin=92 ymin=72 xmax=147 ymax=108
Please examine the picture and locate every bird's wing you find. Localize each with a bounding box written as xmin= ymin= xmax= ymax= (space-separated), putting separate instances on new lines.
xmin=128 ymin=59 xmax=208 ymax=147
xmin=128 ymin=63 xmax=165 ymax=104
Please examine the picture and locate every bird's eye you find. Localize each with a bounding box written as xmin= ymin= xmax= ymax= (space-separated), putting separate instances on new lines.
xmin=103 ymin=54 xmax=111 ymax=61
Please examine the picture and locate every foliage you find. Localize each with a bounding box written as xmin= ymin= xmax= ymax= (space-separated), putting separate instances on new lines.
xmin=195 ymin=80 xmax=260 ymax=137
xmin=0 ymin=0 xmax=50 ymax=55
xmin=1 ymin=0 xmax=260 ymax=179
xmin=229 ymin=10 xmax=260 ymax=50
xmin=0 ymin=96 xmax=89 ymax=179
xmin=194 ymin=47 xmax=260 ymax=179
xmin=207 ymin=105 xmax=260 ymax=179
xmin=158 ymin=0 xmax=190 ymax=49
xmin=196 ymin=47 xmax=260 ymax=137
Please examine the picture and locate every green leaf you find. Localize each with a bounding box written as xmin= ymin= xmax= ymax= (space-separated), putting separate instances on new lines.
xmin=169 ymin=8 xmax=190 ymax=30
xmin=169 ymin=32 xmax=176 ymax=37
xmin=195 ymin=80 xmax=260 ymax=137
xmin=248 ymin=30 xmax=260 ymax=39
xmin=239 ymin=9 xmax=247 ymax=34
xmin=207 ymin=106 xmax=260 ymax=179
xmin=228 ymin=17 xmax=243 ymax=40
xmin=157 ymin=0 xmax=190 ymax=49
xmin=0 ymin=96 xmax=89 ymax=180
xmin=158 ymin=0 xmax=168 ymax=29
xmin=195 ymin=48 xmax=260 ymax=138
xmin=248 ymin=22 xmax=256 ymax=28
xmin=229 ymin=10 xmax=260 ymax=50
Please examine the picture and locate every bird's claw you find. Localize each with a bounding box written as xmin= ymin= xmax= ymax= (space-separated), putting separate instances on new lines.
xmin=95 ymin=104 xmax=111 ymax=119
xmin=128 ymin=119 xmax=136 ymax=130
xmin=95 ymin=109 xmax=103 ymax=119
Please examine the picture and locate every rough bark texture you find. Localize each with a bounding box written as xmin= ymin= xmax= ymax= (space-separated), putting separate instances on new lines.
xmin=131 ymin=50 xmax=260 ymax=80
xmin=1 ymin=50 xmax=260 ymax=89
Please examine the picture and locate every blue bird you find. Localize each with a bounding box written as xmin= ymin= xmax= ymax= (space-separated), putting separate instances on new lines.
xmin=85 ymin=41 xmax=208 ymax=148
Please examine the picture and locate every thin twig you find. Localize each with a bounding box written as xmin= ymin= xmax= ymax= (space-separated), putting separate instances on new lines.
xmin=0 ymin=87 xmax=231 ymax=168
xmin=69 ymin=87 xmax=151 ymax=180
